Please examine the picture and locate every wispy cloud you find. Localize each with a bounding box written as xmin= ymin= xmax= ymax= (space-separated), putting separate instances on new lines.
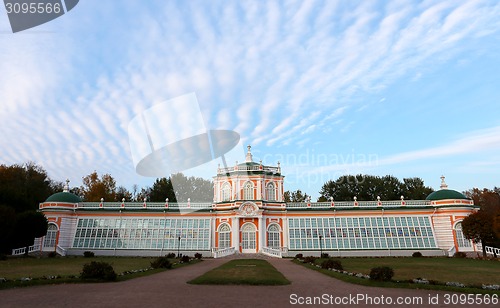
xmin=0 ymin=0 xmax=499 ymax=189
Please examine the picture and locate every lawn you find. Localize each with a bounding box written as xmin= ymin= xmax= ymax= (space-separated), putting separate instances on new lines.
xmin=337 ymin=257 xmax=500 ymax=285
xmin=0 ymin=255 xmax=196 ymax=289
xmin=188 ymin=259 xmax=290 ymax=285
xmin=0 ymin=256 xmax=155 ymax=280
xmin=296 ymin=256 xmax=500 ymax=294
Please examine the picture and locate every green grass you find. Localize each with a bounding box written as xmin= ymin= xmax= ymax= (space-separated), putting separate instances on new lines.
xmin=295 ymin=257 xmax=500 ymax=294
xmin=337 ymin=257 xmax=500 ymax=285
xmin=188 ymin=259 xmax=290 ymax=285
xmin=0 ymin=256 xmax=198 ymax=289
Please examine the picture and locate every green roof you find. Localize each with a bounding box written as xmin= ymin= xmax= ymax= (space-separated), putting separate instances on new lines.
xmin=46 ymin=192 xmax=82 ymax=203
xmin=426 ymin=189 xmax=468 ymax=201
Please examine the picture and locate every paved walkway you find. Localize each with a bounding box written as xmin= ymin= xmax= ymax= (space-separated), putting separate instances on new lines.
xmin=0 ymin=258 xmax=495 ymax=307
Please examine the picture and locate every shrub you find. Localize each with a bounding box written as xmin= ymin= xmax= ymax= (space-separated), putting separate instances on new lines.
xmin=194 ymin=252 xmax=202 ymax=259
xmin=303 ymin=256 xmax=317 ymax=264
xmin=0 ymin=254 xmax=7 ymax=261
xmin=454 ymin=252 xmax=467 ymax=258
xmin=151 ymin=257 xmax=172 ymax=269
xmin=369 ymin=267 xmax=394 ymax=281
xmin=321 ymin=253 xmax=329 ymax=258
xmin=166 ymin=253 xmax=176 ymax=258
xmin=47 ymin=251 xmax=57 ymax=258
xmin=83 ymin=251 xmax=95 ymax=258
xmin=180 ymin=255 xmax=190 ymax=263
xmin=321 ymin=258 xmax=343 ymax=270
xmin=295 ymin=253 xmax=303 ymax=259
xmin=81 ymin=261 xmax=117 ymax=281
xmin=412 ymin=252 xmax=423 ymax=258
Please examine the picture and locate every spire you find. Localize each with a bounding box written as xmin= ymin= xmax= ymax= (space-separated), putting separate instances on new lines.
xmin=245 ymin=144 xmax=253 ymax=162
xmin=440 ymin=175 xmax=448 ymax=190
xmin=63 ymin=179 xmax=70 ymax=193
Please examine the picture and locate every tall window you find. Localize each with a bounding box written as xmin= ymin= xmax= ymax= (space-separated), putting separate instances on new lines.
xmin=267 ymin=224 xmax=280 ymax=248
xmin=44 ymin=224 xmax=58 ymax=248
xmin=243 ymin=181 xmax=253 ymax=200
xmin=454 ymin=222 xmax=471 ymax=248
xmin=222 ymin=183 xmax=231 ymax=201
xmin=218 ymin=224 xmax=231 ymax=248
xmin=267 ymin=182 xmax=276 ymax=201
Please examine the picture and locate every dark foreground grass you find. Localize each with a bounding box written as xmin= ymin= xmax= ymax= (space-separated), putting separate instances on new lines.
xmin=295 ymin=257 xmax=500 ymax=295
xmin=0 ymin=256 xmax=198 ymax=289
xmin=188 ymin=259 xmax=290 ymax=285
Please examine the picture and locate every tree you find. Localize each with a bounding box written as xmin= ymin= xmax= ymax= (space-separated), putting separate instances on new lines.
xmin=402 ymin=177 xmax=434 ymax=200
xmin=319 ymin=174 xmax=433 ymax=201
xmin=0 ymin=205 xmax=16 ymax=253
xmin=80 ymin=171 xmax=117 ymax=202
xmin=170 ymin=173 xmax=212 ymax=202
xmin=462 ymin=188 xmax=500 ymax=257
xmin=13 ymin=211 xmax=48 ymax=255
xmin=115 ymin=186 xmax=132 ymax=201
xmin=284 ymin=190 xmax=309 ymax=202
xmin=148 ymin=177 xmax=177 ymax=202
xmin=0 ymin=162 xmax=58 ymax=212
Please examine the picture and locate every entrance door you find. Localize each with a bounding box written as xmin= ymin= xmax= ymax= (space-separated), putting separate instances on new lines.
xmin=241 ymin=223 xmax=257 ymax=253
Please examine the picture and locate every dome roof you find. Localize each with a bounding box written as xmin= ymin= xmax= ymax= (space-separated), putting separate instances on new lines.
xmin=426 ymin=189 xmax=468 ymax=201
xmin=45 ymin=191 xmax=82 ymax=203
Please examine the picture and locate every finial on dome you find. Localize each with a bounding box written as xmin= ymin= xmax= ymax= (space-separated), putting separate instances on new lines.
xmin=245 ymin=144 xmax=253 ymax=162
xmin=63 ymin=179 xmax=70 ymax=193
xmin=440 ymin=175 xmax=448 ymax=189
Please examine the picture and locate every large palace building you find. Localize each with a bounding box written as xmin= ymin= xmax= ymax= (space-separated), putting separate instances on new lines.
xmin=34 ymin=146 xmax=479 ymax=258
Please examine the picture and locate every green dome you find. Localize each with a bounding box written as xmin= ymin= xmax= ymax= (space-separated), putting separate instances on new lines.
xmin=426 ymin=189 xmax=468 ymax=201
xmin=45 ymin=192 xmax=82 ymax=203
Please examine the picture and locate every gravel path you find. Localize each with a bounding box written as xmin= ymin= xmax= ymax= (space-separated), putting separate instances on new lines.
xmin=0 ymin=258 xmax=496 ymax=308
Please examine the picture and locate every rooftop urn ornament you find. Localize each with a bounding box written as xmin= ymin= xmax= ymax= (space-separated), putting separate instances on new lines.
xmin=99 ymin=198 xmax=104 ymax=208
xmin=143 ymin=198 xmax=147 ymax=208
xmin=353 ymin=196 xmax=358 ymax=207
xmin=165 ymin=198 xmax=169 ymax=208
xmin=330 ymin=196 xmax=335 ymax=207
xmin=440 ymin=175 xmax=448 ymax=189
xmin=401 ymin=195 xmax=406 ymax=206
xmin=377 ymin=196 xmax=382 ymax=206
xmin=245 ymin=145 xmax=253 ymax=162
xmin=63 ymin=179 xmax=70 ymax=193
xmin=121 ymin=198 xmax=125 ymax=208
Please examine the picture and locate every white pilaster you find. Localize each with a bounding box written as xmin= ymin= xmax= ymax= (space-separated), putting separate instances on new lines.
xmin=258 ymin=216 xmax=264 ymax=252
xmin=232 ymin=217 xmax=240 ymax=252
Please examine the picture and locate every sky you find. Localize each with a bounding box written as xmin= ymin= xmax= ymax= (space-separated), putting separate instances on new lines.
xmin=1 ymin=0 xmax=499 ymax=200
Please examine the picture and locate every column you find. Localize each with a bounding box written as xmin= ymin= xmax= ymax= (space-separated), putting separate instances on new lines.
xmin=282 ymin=217 xmax=288 ymax=250
xmin=232 ymin=217 xmax=240 ymax=252
xmin=258 ymin=216 xmax=265 ymax=252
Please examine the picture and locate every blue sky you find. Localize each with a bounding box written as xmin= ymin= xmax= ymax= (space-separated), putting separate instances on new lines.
xmin=1 ymin=0 xmax=499 ymax=200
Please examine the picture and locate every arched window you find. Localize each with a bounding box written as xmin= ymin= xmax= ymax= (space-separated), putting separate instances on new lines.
xmin=454 ymin=222 xmax=471 ymax=248
xmin=218 ymin=224 xmax=231 ymax=248
xmin=222 ymin=183 xmax=231 ymax=201
xmin=44 ymin=224 xmax=58 ymax=248
xmin=267 ymin=182 xmax=276 ymax=201
xmin=243 ymin=181 xmax=253 ymax=200
xmin=267 ymin=224 xmax=280 ymax=249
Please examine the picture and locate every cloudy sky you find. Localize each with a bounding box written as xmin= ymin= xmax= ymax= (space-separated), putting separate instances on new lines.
xmin=1 ymin=0 xmax=499 ymax=199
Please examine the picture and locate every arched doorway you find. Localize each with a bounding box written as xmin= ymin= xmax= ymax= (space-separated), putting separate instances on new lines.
xmin=218 ymin=223 xmax=231 ymax=249
xmin=267 ymin=224 xmax=281 ymax=249
xmin=241 ymin=223 xmax=257 ymax=253
xmin=43 ymin=223 xmax=58 ymax=250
